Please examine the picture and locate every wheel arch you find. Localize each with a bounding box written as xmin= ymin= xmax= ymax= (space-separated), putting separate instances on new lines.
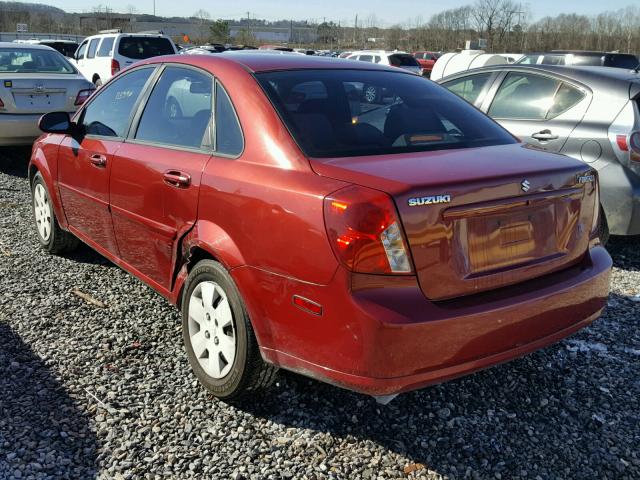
xmin=28 ymin=150 xmax=69 ymax=230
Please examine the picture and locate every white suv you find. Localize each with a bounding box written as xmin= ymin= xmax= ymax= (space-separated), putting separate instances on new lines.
xmin=72 ymin=30 xmax=177 ymax=86
xmin=346 ymin=50 xmax=422 ymax=76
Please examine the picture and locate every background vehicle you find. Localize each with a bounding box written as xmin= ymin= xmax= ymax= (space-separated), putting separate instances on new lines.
xmin=0 ymin=42 xmax=93 ymax=146
xmin=430 ymin=50 xmax=507 ymax=81
xmin=497 ymin=53 xmax=524 ymax=64
xmin=413 ymin=51 xmax=441 ymax=77
xmin=439 ymin=64 xmax=640 ymax=240
xmin=347 ymin=50 xmax=422 ymax=76
xmin=517 ymin=51 xmax=639 ymax=69
xmin=30 ymin=54 xmax=609 ymax=401
xmin=14 ymin=39 xmax=79 ymax=58
xmin=72 ymin=30 xmax=177 ymax=86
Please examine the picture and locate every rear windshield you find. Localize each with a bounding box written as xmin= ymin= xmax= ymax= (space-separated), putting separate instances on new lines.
xmin=389 ymin=54 xmax=420 ymax=67
xmin=257 ymin=69 xmax=515 ymax=158
xmin=604 ymin=54 xmax=639 ymax=69
xmin=117 ymin=37 xmax=174 ymax=59
xmin=41 ymin=42 xmax=78 ymax=58
xmin=0 ymin=48 xmax=75 ymax=73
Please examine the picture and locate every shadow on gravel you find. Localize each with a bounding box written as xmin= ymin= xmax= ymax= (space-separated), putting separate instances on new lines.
xmin=0 ymin=324 xmax=97 ymax=478
xmin=64 ymin=242 xmax=115 ymax=268
xmin=236 ymin=291 xmax=638 ymax=478
xmin=607 ymin=235 xmax=640 ymax=271
xmin=0 ymin=147 xmax=30 ymax=179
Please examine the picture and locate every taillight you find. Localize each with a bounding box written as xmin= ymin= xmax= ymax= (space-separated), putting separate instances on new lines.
xmin=324 ymin=185 xmax=413 ymax=274
xmin=74 ymin=88 xmax=94 ymax=106
xmin=629 ymin=132 xmax=640 ymax=162
xmin=0 ymin=97 xmax=4 ymax=107
xmin=111 ymin=59 xmax=120 ymax=76
xmin=616 ymin=134 xmax=628 ymax=151
xmin=592 ymin=176 xmax=600 ymax=235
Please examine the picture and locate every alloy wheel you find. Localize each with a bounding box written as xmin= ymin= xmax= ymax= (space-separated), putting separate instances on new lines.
xmin=33 ymin=183 xmax=52 ymax=242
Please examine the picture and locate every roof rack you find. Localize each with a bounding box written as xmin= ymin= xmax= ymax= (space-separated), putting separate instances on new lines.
xmin=136 ymin=30 xmax=164 ymax=35
xmin=99 ymin=28 xmax=122 ymax=34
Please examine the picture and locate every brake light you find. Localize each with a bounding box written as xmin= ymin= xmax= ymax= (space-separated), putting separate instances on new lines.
xmin=111 ymin=59 xmax=120 ymax=76
xmin=0 ymin=97 xmax=3 ymax=108
xmin=74 ymin=88 xmax=94 ymax=106
xmin=324 ymin=185 xmax=413 ymax=274
xmin=630 ymin=132 xmax=640 ymax=162
xmin=592 ymin=176 xmax=600 ymax=235
xmin=616 ymin=134 xmax=629 ymax=151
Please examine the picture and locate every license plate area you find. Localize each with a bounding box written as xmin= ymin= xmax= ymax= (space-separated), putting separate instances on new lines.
xmin=463 ymin=204 xmax=559 ymax=276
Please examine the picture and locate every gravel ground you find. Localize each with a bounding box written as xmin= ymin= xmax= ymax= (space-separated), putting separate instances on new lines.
xmin=0 ymin=147 xmax=638 ymax=480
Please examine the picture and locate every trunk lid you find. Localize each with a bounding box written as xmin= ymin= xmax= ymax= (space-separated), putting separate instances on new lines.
xmin=311 ymin=144 xmax=597 ymax=300
xmin=0 ymin=74 xmax=81 ymax=114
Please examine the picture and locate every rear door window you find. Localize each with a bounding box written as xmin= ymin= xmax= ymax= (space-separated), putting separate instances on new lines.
xmin=87 ymin=39 xmax=99 ymax=59
xmin=118 ymin=37 xmax=175 ymax=60
xmin=215 ymin=82 xmax=244 ymax=156
xmin=135 ymin=66 xmax=213 ymax=149
xmin=604 ymin=54 xmax=639 ymax=69
xmin=359 ymin=55 xmax=373 ymax=62
xmin=97 ymin=37 xmax=114 ymax=57
xmin=489 ymin=72 xmax=561 ymax=120
xmin=442 ymin=72 xmax=493 ymax=105
xmin=81 ymin=67 xmax=154 ymax=137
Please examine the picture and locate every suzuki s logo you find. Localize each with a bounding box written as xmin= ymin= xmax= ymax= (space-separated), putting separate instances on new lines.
xmin=34 ymin=83 xmax=44 ymax=93
xmin=521 ymin=179 xmax=531 ymax=192
xmin=408 ymin=194 xmax=451 ymax=207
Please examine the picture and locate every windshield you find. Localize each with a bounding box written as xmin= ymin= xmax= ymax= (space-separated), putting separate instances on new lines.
xmin=0 ymin=48 xmax=76 ymax=73
xmin=257 ymin=69 xmax=515 ymax=158
xmin=117 ymin=37 xmax=175 ymax=59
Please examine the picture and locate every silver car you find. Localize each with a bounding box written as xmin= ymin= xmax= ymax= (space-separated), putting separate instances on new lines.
xmin=0 ymin=42 xmax=94 ymax=146
xmin=438 ymin=64 xmax=640 ymax=241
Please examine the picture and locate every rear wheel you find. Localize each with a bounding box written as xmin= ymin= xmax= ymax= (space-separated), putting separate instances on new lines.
xmin=181 ymin=260 xmax=277 ymax=400
xmin=31 ymin=172 xmax=78 ymax=254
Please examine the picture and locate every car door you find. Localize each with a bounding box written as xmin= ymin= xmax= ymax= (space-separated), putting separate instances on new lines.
xmin=74 ymin=40 xmax=89 ymax=77
xmin=57 ymin=66 xmax=156 ymax=256
xmin=482 ymin=71 xmax=589 ymax=153
xmin=109 ymin=65 xmax=214 ymax=291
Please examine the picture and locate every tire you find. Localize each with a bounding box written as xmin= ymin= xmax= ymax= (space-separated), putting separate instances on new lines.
xmin=165 ymin=97 xmax=183 ymax=119
xmin=31 ymin=172 xmax=79 ymax=254
xmin=598 ymin=206 xmax=610 ymax=246
xmin=94 ymin=77 xmax=103 ymax=88
xmin=181 ymin=259 xmax=277 ymax=400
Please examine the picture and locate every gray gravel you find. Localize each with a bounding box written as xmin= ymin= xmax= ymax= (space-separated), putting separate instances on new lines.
xmin=0 ymin=147 xmax=639 ymax=480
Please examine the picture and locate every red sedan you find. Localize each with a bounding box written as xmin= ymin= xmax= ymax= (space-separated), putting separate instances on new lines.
xmin=413 ymin=51 xmax=441 ymax=77
xmin=29 ymin=53 xmax=611 ymax=401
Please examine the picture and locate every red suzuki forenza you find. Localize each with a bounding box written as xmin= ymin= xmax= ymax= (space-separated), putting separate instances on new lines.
xmin=29 ymin=53 xmax=612 ymax=401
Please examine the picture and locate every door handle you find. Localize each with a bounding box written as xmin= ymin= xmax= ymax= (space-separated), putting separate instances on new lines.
xmin=163 ymin=170 xmax=191 ymax=188
xmin=531 ymin=129 xmax=559 ymax=141
xmin=89 ymin=154 xmax=107 ymax=167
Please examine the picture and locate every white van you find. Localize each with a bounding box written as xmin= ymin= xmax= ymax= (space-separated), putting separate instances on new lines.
xmin=72 ymin=30 xmax=177 ymax=86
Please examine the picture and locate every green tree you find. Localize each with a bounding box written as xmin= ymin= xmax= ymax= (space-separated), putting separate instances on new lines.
xmin=209 ymin=19 xmax=230 ymax=43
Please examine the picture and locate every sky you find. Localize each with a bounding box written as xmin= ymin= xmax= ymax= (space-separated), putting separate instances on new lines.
xmin=28 ymin=0 xmax=640 ymax=26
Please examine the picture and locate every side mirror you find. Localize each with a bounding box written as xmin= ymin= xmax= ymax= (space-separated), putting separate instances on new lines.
xmin=39 ymin=112 xmax=72 ymax=134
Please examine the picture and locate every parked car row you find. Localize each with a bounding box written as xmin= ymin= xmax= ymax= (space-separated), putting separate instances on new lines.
xmin=25 ymin=52 xmax=614 ymax=403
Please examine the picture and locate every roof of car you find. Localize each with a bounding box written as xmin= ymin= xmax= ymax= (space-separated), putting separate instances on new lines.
xmin=440 ymin=64 xmax=640 ymax=97
xmin=142 ymin=52 xmax=405 ymax=74
xmin=0 ymin=41 xmax=57 ymax=50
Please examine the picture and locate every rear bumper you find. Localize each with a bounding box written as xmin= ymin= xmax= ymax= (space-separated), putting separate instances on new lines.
xmin=0 ymin=113 xmax=72 ymax=146
xmin=240 ymin=246 xmax=611 ymax=396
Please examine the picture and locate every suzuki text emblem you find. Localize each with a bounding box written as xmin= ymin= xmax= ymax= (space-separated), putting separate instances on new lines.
xmin=521 ymin=179 xmax=531 ymax=192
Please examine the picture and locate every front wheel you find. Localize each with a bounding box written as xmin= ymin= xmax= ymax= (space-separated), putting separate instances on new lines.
xmin=181 ymin=260 xmax=277 ymax=400
xmin=31 ymin=172 xmax=78 ymax=254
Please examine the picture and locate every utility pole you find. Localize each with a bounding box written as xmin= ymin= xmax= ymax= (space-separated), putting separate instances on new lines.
xmin=153 ymin=0 xmax=156 ymax=16
xmin=354 ymin=14 xmax=357 ymax=46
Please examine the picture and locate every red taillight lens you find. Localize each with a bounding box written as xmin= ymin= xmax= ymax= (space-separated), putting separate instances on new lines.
xmin=630 ymin=132 xmax=640 ymax=162
xmin=0 ymin=97 xmax=4 ymax=108
xmin=616 ymin=134 xmax=629 ymax=151
xmin=111 ymin=59 xmax=120 ymax=76
xmin=324 ymin=185 xmax=413 ymax=274
xmin=74 ymin=88 xmax=94 ymax=106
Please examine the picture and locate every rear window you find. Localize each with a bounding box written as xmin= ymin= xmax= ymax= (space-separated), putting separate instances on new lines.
xmin=388 ymin=54 xmax=420 ymax=67
xmin=0 ymin=48 xmax=75 ymax=73
xmin=604 ymin=54 xmax=639 ymax=69
xmin=117 ymin=37 xmax=174 ymax=60
xmin=257 ymin=69 xmax=515 ymax=158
